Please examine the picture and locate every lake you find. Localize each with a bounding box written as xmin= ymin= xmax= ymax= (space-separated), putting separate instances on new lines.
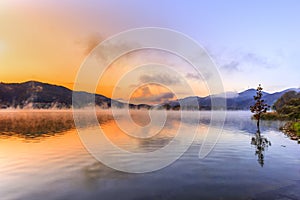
xmin=0 ymin=110 xmax=299 ymax=200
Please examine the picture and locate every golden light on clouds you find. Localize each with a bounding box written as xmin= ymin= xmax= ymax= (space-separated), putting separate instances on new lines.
xmin=93 ymin=49 xmax=209 ymax=101
xmin=130 ymin=84 xmax=176 ymax=105
xmin=0 ymin=2 xmax=210 ymax=103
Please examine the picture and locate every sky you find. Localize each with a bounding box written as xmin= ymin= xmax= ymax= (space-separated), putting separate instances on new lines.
xmin=0 ymin=0 xmax=299 ymax=104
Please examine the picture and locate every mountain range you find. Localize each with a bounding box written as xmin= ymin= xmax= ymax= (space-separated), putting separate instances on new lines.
xmin=0 ymin=81 xmax=299 ymax=110
xmin=0 ymin=81 xmax=145 ymax=109
xmin=158 ymin=88 xmax=300 ymax=110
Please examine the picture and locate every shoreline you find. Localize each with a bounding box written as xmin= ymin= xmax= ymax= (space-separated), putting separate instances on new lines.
xmin=279 ymin=121 xmax=300 ymax=143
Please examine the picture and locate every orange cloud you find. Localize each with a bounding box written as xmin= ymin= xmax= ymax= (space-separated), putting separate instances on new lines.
xmin=130 ymin=84 xmax=176 ymax=104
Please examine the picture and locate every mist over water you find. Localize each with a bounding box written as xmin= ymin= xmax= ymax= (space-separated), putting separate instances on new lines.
xmin=0 ymin=110 xmax=299 ymax=199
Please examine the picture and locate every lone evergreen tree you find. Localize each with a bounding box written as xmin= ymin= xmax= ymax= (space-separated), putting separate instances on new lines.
xmin=250 ymin=84 xmax=269 ymax=128
xmin=250 ymin=84 xmax=271 ymax=167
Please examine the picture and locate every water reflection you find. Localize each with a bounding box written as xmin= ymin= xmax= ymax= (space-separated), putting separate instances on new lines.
xmin=83 ymin=112 xmax=194 ymax=154
xmin=251 ymin=128 xmax=271 ymax=167
xmin=0 ymin=110 xmax=276 ymax=166
xmin=0 ymin=111 xmax=299 ymax=200
xmin=0 ymin=111 xmax=114 ymax=140
xmin=83 ymin=161 xmax=130 ymax=182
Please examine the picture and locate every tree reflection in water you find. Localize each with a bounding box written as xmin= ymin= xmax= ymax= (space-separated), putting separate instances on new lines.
xmin=251 ymin=127 xmax=271 ymax=167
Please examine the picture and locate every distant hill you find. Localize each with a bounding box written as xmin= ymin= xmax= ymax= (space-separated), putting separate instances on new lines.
xmin=0 ymin=81 xmax=298 ymax=110
xmin=0 ymin=81 xmax=146 ymax=109
xmin=157 ymin=88 xmax=300 ymax=110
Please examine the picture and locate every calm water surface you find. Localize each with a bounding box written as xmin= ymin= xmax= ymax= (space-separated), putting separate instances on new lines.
xmin=0 ymin=110 xmax=299 ymax=200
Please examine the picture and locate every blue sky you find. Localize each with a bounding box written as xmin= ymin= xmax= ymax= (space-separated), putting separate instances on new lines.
xmin=104 ymin=0 xmax=300 ymax=92
xmin=1 ymin=0 xmax=299 ymax=98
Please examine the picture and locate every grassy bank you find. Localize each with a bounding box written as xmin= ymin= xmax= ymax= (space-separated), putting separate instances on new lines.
xmin=279 ymin=121 xmax=300 ymax=141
